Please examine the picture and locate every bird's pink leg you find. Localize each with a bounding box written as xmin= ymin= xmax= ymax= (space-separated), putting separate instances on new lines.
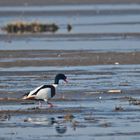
xmin=48 ymin=102 xmax=54 ymax=108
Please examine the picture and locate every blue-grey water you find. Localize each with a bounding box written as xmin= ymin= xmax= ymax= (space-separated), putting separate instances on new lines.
xmin=0 ymin=3 xmax=140 ymax=140
xmin=0 ymin=4 xmax=140 ymax=51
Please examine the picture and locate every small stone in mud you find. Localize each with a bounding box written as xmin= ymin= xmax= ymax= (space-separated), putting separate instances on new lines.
xmin=67 ymin=24 xmax=72 ymax=32
xmin=24 ymin=118 xmax=28 ymax=122
xmin=55 ymin=124 xmax=67 ymax=134
xmin=114 ymin=106 xmax=124 ymax=111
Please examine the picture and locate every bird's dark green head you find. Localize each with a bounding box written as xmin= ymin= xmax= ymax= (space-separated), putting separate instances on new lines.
xmin=54 ymin=73 xmax=68 ymax=84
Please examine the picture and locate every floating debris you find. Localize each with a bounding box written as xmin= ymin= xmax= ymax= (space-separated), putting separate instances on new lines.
xmin=2 ymin=21 xmax=59 ymax=34
xmin=108 ymin=89 xmax=122 ymax=93
xmin=119 ymin=82 xmax=129 ymax=86
xmin=0 ymin=114 xmax=11 ymax=121
xmin=115 ymin=62 xmax=119 ymax=65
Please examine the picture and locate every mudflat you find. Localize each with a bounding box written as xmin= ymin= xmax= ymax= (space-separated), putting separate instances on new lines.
xmin=0 ymin=50 xmax=140 ymax=67
xmin=0 ymin=0 xmax=140 ymax=139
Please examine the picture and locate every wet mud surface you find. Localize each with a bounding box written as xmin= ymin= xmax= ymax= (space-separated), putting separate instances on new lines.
xmin=0 ymin=0 xmax=140 ymax=140
xmin=0 ymin=60 xmax=140 ymax=140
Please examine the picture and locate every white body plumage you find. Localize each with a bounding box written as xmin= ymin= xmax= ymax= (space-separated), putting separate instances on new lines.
xmin=23 ymin=73 xmax=67 ymax=107
xmin=24 ymin=84 xmax=58 ymax=101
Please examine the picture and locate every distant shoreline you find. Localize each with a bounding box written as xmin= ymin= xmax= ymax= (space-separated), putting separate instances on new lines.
xmin=0 ymin=0 xmax=140 ymax=6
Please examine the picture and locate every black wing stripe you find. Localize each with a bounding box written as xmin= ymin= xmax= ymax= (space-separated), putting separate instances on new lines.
xmin=32 ymin=85 xmax=56 ymax=97
xmin=32 ymin=85 xmax=46 ymax=95
xmin=46 ymin=85 xmax=56 ymax=97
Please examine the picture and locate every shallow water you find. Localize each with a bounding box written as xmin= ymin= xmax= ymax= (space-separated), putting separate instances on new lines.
xmin=0 ymin=64 xmax=140 ymax=94
xmin=0 ymin=3 xmax=140 ymax=140
xmin=0 ymin=4 xmax=140 ymax=51
xmin=0 ymin=98 xmax=140 ymax=140
xmin=1 ymin=4 xmax=140 ymax=11
xmin=1 ymin=39 xmax=140 ymax=52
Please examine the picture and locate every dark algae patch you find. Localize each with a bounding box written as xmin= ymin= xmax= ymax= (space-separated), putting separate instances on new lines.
xmin=2 ymin=22 xmax=59 ymax=34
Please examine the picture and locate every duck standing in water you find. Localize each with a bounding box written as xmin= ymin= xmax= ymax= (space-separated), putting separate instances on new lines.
xmin=23 ymin=73 xmax=68 ymax=107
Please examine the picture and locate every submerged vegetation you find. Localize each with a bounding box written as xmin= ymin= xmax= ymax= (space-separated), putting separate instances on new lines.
xmin=2 ymin=21 xmax=73 ymax=34
xmin=2 ymin=21 xmax=59 ymax=34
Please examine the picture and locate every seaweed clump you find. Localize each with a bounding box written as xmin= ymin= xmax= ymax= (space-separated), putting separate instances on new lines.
xmin=67 ymin=24 xmax=72 ymax=32
xmin=128 ymin=97 xmax=140 ymax=105
xmin=2 ymin=22 xmax=59 ymax=34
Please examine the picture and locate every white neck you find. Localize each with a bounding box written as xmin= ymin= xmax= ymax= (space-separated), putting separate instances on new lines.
xmin=52 ymin=84 xmax=58 ymax=88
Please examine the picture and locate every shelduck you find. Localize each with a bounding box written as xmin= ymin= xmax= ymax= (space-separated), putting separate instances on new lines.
xmin=23 ymin=73 xmax=68 ymax=107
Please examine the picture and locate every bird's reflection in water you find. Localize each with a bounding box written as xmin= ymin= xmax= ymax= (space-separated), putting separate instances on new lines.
xmin=0 ymin=114 xmax=11 ymax=121
xmin=24 ymin=116 xmax=72 ymax=134
xmin=24 ymin=117 xmax=56 ymax=126
xmin=55 ymin=124 xmax=67 ymax=134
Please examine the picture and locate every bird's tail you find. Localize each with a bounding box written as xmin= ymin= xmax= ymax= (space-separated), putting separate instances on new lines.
xmin=22 ymin=93 xmax=36 ymax=100
xmin=22 ymin=92 xmax=29 ymax=99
